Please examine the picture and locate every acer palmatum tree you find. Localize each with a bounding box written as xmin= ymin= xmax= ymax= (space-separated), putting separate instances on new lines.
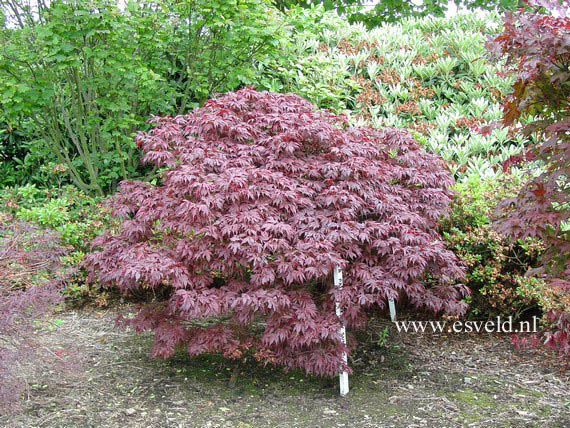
xmin=485 ymin=1 xmax=569 ymax=360
xmin=0 ymin=220 xmax=68 ymax=412
xmin=85 ymin=88 xmax=467 ymax=376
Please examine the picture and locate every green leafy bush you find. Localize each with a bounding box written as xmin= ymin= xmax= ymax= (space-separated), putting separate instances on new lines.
xmin=440 ymin=175 xmax=544 ymax=319
xmin=0 ymin=185 xmax=106 ymax=248
xmin=0 ymin=0 xmax=284 ymax=194
xmin=253 ymin=6 xmax=357 ymax=112
xmin=0 ymin=185 xmax=113 ymax=305
xmin=266 ymin=8 xmax=534 ymax=182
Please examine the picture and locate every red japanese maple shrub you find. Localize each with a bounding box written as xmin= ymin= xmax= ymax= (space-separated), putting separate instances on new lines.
xmin=85 ymin=88 xmax=467 ymax=376
xmin=0 ymin=219 xmax=68 ymax=413
xmin=485 ymin=0 xmax=569 ymax=361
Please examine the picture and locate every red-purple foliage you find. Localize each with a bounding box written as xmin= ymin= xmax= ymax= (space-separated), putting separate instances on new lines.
xmin=501 ymin=150 xmax=537 ymax=173
xmin=0 ymin=220 xmax=66 ymax=413
xmin=85 ymin=88 xmax=467 ymax=376
xmin=486 ymin=1 xmax=569 ymax=362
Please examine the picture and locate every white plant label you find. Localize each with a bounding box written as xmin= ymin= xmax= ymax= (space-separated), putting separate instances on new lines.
xmin=334 ymin=265 xmax=349 ymax=397
xmin=388 ymin=298 xmax=397 ymax=322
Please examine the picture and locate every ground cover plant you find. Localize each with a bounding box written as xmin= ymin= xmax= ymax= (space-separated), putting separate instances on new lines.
xmin=85 ymin=88 xmax=468 ymax=376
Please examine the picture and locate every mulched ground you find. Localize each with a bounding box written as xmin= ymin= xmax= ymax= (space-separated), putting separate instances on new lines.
xmin=1 ymin=307 xmax=569 ymax=428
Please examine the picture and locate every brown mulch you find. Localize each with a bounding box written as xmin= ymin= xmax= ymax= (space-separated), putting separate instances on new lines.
xmin=1 ymin=307 xmax=569 ymax=428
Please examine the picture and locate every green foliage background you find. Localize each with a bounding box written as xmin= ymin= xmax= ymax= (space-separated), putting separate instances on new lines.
xmin=272 ymin=0 xmax=521 ymax=27
xmin=0 ymin=0 xmax=284 ymax=193
xmin=0 ymin=1 xmax=562 ymax=321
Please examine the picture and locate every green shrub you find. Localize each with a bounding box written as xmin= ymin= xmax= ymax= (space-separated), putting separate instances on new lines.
xmin=264 ymin=8 xmax=534 ymax=182
xmin=0 ymin=0 xmax=284 ymax=194
xmin=0 ymin=184 xmax=114 ymax=305
xmin=1 ymin=185 xmax=109 ymax=250
xmin=440 ymin=174 xmax=544 ymax=319
xmin=517 ymin=277 xmax=569 ymax=322
xmin=254 ymin=6 xmax=357 ymax=112
xmin=0 ymin=113 xmax=57 ymax=188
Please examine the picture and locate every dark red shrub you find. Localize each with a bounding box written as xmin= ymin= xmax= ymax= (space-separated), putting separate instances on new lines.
xmin=85 ymin=88 xmax=467 ymax=376
xmin=0 ymin=218 xmax=68 ymax=412
xmin=485 ymin=0 xmax=569 ymax=362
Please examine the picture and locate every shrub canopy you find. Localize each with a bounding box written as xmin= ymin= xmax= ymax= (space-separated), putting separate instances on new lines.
xmin=86 ymin=88 xmax=467 ymax=375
